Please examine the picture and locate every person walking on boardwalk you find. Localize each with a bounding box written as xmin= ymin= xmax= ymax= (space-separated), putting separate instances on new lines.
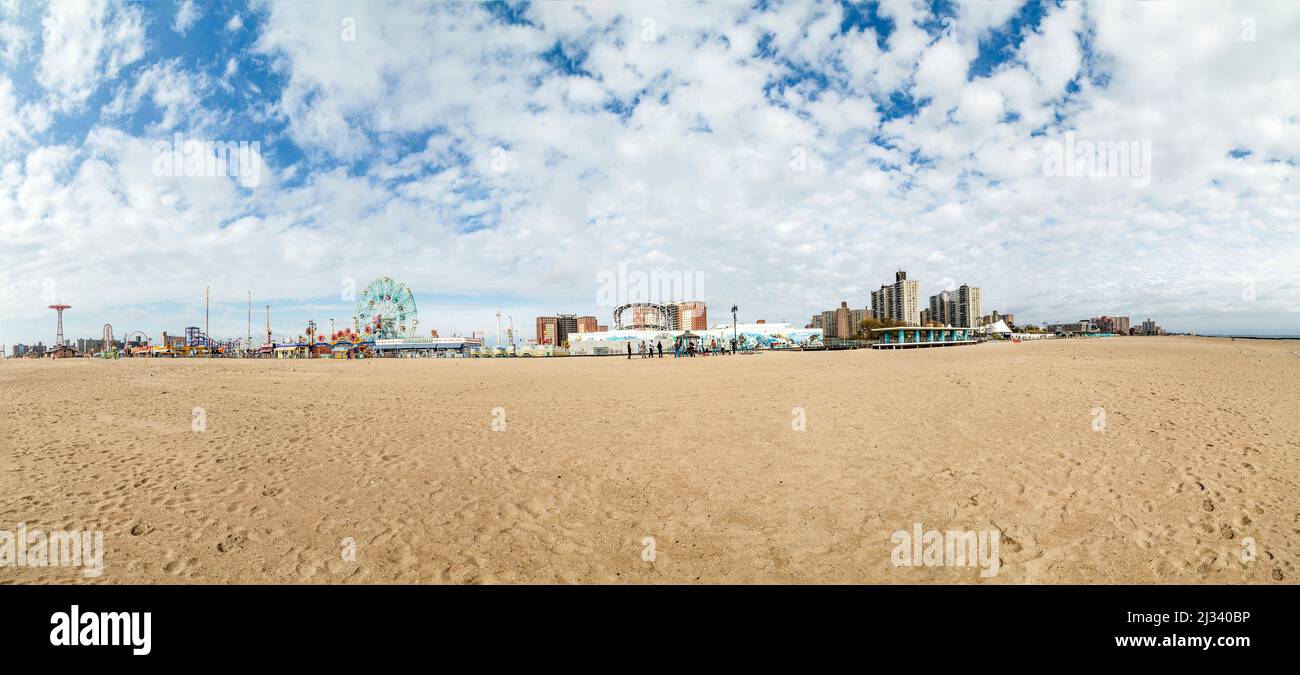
xmin=627 ymin=341 xmax=632 ymax=359
xmin=657 ymin=342 xmax=663 ymax=358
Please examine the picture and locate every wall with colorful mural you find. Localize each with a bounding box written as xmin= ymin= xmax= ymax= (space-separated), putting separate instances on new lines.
xmin=567 ymin=323 xmax=822 ymax=355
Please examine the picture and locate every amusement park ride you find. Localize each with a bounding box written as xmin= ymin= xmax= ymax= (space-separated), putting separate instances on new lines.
xmin=355 ymin=276 xmax=418 ymax=339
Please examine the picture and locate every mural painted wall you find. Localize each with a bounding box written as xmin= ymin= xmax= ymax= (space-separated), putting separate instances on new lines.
xmin=567 ymin=323 xmax=823 ymax=355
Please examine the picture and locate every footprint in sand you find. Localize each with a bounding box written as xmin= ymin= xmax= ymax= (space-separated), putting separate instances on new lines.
xmin=217 ymin=532 xmax=248 ymax=553
xmin=130 ymin=521 xmax=155 ymax=536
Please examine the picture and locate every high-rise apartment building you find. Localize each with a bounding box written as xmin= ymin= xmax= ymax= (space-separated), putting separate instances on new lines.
xmin=535 ymin=316 xmax=558 ymax=345
xmin=556 ymin=314 xmax=578 ymax=345
xmin=833 ymin=301 xmax=852 ymax=338
xmin=849 ymin=308 xmax=869 ymax=335
xmin=674 ymin=301 xmax=708 ymax=330
xmin=927 ymin=284 xmax=982 ymax=328
xmin=955 ymin=285 xmax=981 ymax=329
xmin=812 ymin=303 xmax=870 ymax=338
xmin=871 ymin=270 xmax=921 ymax=325
xmin=929 ymin=291 xmax=954 ymax=326
xmin=537 ymin=314 xmax=590 ymax=345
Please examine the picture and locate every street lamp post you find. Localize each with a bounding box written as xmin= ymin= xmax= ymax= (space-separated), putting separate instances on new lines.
xmin=731 ymin=304 xmax=738 ymax=353
xmin=307 ymin=320 xmax=316 ymax=359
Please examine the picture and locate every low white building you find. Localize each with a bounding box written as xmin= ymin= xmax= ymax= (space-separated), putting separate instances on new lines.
xmin=374 ymin=336 xmax=485 ymax=356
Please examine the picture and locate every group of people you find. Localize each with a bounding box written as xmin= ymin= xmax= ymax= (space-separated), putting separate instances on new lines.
xmin=628 ymin=340 xmax=662 ymax=358
xmin=626 ymin=337 xmax=741 ymax=359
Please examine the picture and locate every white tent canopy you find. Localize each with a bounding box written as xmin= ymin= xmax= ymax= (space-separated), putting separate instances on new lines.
xmin=982 ymin=319 xmax=1013 ymax=334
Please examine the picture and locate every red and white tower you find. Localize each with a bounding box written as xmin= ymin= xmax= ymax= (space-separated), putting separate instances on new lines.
xmin=49 ymin=304 xmax=71 ymax=346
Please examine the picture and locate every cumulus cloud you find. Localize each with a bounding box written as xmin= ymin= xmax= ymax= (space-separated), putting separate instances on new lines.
xmin=36 ymin=0 xmax=145 ymax=113
xmin=172 ymin=0 xmax=200 ymax=35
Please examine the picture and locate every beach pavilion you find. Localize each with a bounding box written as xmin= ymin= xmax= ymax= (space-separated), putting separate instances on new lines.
xmin=870 ymin=326 xmax=978 ymax=349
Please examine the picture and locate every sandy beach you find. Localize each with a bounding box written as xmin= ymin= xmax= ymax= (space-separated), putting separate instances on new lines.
xmin=1 ymin=336 xmax=1296 ymax=584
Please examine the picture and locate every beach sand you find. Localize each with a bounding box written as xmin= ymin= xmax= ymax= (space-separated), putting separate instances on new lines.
xmin=2 ymin=336 xmax=1297 ymax=584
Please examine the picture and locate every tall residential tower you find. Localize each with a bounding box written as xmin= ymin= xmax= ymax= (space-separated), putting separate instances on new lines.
xmin=871 ymin=271 xmax=921 ymax=325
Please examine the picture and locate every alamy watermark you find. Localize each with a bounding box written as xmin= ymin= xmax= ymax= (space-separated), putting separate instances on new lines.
xmin=890 ymin=522 xmax=1000 ymax=578
xmin=50 ymin=605 xmax=150 ymax=655
xmin=1042 ymin=132 xmax=1151 ymax=188
xmin=151 ymin=132 xmax=261 ymax=188
xmin=1 ymin=523 xmax=104 ymax=578
xmin=595 ymin=262 xmax=705 ymax=307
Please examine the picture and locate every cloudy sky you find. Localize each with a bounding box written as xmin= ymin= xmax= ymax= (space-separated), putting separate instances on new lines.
xmin=1 ymin=0 xmax=1298 ymax=347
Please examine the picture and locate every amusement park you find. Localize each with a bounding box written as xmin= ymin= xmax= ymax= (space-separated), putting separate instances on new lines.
xmin=25 ymin=277 xmax=487 ymax=360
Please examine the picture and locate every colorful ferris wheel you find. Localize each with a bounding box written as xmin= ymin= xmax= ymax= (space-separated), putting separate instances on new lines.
xmin=355 ymin=277 xmax=419 ymax=339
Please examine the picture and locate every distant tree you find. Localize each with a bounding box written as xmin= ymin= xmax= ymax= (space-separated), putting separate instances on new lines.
xmin=858 ymin=317 xmax=904 ymax=338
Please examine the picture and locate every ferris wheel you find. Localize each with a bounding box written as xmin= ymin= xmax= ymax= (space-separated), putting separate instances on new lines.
xmin=356 ymin=277 xmax=419 ymax=339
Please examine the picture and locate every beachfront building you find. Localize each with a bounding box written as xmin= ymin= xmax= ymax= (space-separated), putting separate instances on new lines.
xmin=1047 ymin=321 xmax=1094 ymax=336
xmin=810 ymin=302 xmax=870 ymax=338
xmin=557 ymin=314 xmax=578 ymax=344
xmin=928 ymin=291 xmax=953 ymax=326
xmin=850 ymin=308 xmax=869 ymax=334
xmin=536 ymin=316 xmax=558 ymax=345
xmin=871 ymin=270 xmax=922 ymax=325
xmin=665 ymin=301 xmax=708 ymax=330
xmin=1090 ymin=316 xmax=1130 ymax=335
xmin=830 ymin=303 xmax=849 ymax=338
xmin=870 ymin=326 xmax=978 ymax=349
xmin=536 ymin=314 xmax=585 ymax=346
xmin=373 ymin=336 xmax=485 ymax=357
xmin=956 ymin=285 xmax=982 ymax=328
xmin=981 ymin=310 xmax=1016 ymax=328
xmin=928 ymin=284 xmax=983 ymax=329
xmin=47 ymin=344 xmax=80 ymax=359
xmin=1137 ymin=318 xmax=1164 ymax=336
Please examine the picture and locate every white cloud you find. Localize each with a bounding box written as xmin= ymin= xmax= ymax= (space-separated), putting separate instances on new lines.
xmin=0 ymin=15 xmax=32 ymax=65
xmin=102 ymin=59 xmax=214 ymax=132
xmin=36 ymin=0 xmax=145 ymax=113
xmin=172 ymin=0 xmax=200 ymax=35
xmin=0 ymin=76 xmax=28 ymax=154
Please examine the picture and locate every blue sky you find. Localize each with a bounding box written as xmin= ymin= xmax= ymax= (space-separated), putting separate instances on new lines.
xmin=2 ymin=0 xmax=1299 ymax=347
